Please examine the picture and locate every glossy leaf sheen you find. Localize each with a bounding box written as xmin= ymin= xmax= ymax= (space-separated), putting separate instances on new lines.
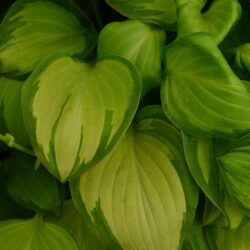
xmin=0 ymin=214 xmax=79 ymax=250
xmin=71 ymin=106 xmax=198 ymax=250
xmin=22 ymin=55 xmax=141 ymax=182
xmin=106 ymin=0 xmax=177 ymax=30
xmin=98 ymin=20 xmax=166 ymax=96
xmin=161 ymin=33 xmax=250 ymax=138
xmin=0 ymin=0 xmax=96 ymax=75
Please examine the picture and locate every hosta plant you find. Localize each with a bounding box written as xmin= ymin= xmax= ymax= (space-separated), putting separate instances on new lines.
xmin=0 ymin=0 xmax=250 ymax=249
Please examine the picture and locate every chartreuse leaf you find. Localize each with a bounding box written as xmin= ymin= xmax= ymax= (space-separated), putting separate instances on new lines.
xmin=106 ymin=0 xmax=177 ymax=30
xmin=98 ymin=20 xmax=166 ymax=96
xmin=182 ymin=133 xmax=246 ymax=229
xmin=182 ymin=219 xmax=210 ymax=250
xmin=0 ymin=77 xmax=30 ymax=147
xmin=0 ymin=213 xmax=79 ymax=250
xmin=22 ymin=55 xmax=141 ymax=182
xmin=205 ymin=218 xmax=250 ymax=250
xmin=47 ymin=200 xmax=110 ymax=250
xmin=217 ymin=133 xmax=250 ymax=216
xmin=3 ymin=151 xmax=63 ymax=215
xmin=161 ymin=32 xmax=250 ymax=138
xmin=0 ymin=0 xmax=96 ymax=76
xmin=70 ymin=106 xmax=198 ymax=250
xmin=176 ymin=0 xmax=241 ymax=44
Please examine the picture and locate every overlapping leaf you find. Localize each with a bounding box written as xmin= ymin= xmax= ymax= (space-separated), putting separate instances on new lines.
xmin=47 ymin=200 xmax=110 ymax=250
xmin=0 ymin=0 xmax=96 ymax=76
xmin=0 ymin=214 xmax=79 ymax=250
xmin=161 ymin=32 xmax=250 ymax=138
xmin=98 ymin=20 xmax=166 ymax=96
xmin=106 ymin=0 xmax=177 ymax=30
xmin=70 ymin=106 xmax=198 ymax=250
xmin=0 ymin=77 xmax=30 ymax=147
xmin=22 ymin=55 xmax=141 ymax=182
xmin=217 ymin=133 xmax=250 ymax=216
xmin=183 ymin=133 xmax=247 ymax=229
xmin=3 ymin=151 xmax=63 ymax=215
xmin=206 ymin=218 xmax=250 ymax=250
xmin=176 ymin=0 xmax=241 ymax=44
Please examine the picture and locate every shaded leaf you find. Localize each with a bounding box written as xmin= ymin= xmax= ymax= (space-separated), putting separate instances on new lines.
xmin=0 ymin=213 xmax=79 ymax=250
xmin=106 ymin=0 xmax=177 ymax=30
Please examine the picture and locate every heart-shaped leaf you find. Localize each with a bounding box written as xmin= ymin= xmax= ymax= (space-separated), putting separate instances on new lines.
xmin=0 ymin=77 xmax=30 ymax=147
xmin=176 ymin=0 xmax=241 ymax=45
xmin=3 ymin=151 xmax=63 ymax=215
xmin=70 ymin=106 xmax=198 ymax=250
xmin=0 ymin=0 xmax=96 ymax=76
xmin=161 ymin=32 xmax=250 ymax=138
xmin=0 ymin=213 xmax=79 ymax=250
xmin=98 ymin=20 xmax=166 ymax=96
xmin=106 ymin=0 xmax=177 ymax=30
xmin=217 ymin=133 xmax=250 ymax=216
xmin=22 ymin=55 xmax=141 ymax=182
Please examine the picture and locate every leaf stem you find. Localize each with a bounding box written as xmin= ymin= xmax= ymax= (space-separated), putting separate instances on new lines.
xmin=0 ymin=133 xmax=35 ymax=156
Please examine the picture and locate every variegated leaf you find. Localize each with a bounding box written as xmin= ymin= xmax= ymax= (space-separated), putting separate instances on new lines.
xmin=98 ymin=20 xmax=166 ymax=96
xmin=0 ymin=213 xmax=79 ymax=250
xmin=22 ymin=55 xmax=141 ymax=182
xmin=0 ymin=0 xmax=96 ymax=76
xmin=106 ymin=0 xmax=177 ymax=30
xmin=183 ymin=133 xmax=246 ymax=229
xmin=161 ymin=32 xmax=250 ymax=138
xmin=217 ymin=133 xmax=250 ymax=216
xmin=176 ymin=0 xmax=241 ymax=45
xmin=70 ymin=106 xmax=198 ymax=250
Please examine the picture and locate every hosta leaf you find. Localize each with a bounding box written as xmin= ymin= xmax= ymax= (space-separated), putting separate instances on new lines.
xmin=183 ymin=134 xmax=222 ymax=206
xmin=0 ymin=213 xmax=79 ymax=250
xmin=217 ymin=133 xmax=250 ymax=216
xmin=234 ymin=43 xmax=250 ymax=77
xmin=3 ymin=151 xmax=63 ymax=215
xmin=176 ymin=0 xmax=241 ymax=45
xmin=106 ymin=0 xmax=177 ymax=30
xmin=22 ymin=55 xmax=141 ymax=182
xmin=0 ymin=77 xmax=30 ymax=147
xmin=161 ymin=32 xmax=250 ymax=138
xmin=0 ymin=0 xmax=96 ymax=76
xmin=205 ymin=218 xmax=250 ymax=250
xmin=98 ymin=20 xmax=166 ymax=96
xmin=182 ymin=133 xmax=246 ymax=229
xmin=47 ymin=200 xmax=110 ymax=250
xmin=70 ymin=106 xmax=198 ymax=250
